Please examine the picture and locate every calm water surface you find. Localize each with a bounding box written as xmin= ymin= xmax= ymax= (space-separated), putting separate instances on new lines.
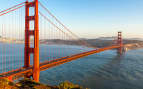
xmin=0 ymin=43 xmax=143 ymax=89
xmin=40 ymin=48 xmax=143 ymax=89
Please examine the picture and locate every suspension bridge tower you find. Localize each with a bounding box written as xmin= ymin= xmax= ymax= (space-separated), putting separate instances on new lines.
xmin=117 ymin=32 xmax=123 ymax=54
xmin=24 ymin=0 xmax=40 ymax=82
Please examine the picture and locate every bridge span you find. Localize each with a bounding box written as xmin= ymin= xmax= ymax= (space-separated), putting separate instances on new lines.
xmin=0 ymin=0 xmax=123 ymax=82
xmin=0 ymin=45 xmax=122 ymax=80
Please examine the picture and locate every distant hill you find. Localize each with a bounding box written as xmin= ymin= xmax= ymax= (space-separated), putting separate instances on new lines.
xmin=39 ymin=37 xmax=143 ymax=48
xmin=1 ymin=36 xmax=143 ymax=49
xmin=95 ymin=36 xmax=117 ymax=40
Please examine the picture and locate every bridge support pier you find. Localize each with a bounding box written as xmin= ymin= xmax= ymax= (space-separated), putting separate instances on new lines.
xmin=25 ymin=0 xmax=40 ymax=82
xmin=117 ymin=32 xmax=123 ymax=54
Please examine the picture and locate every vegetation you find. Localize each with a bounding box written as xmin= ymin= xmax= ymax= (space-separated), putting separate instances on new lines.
xmin=0 ymin=78 xmax=87 ymax=89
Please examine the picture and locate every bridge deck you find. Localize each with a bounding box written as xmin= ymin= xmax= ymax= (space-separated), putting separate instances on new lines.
xmin=0 ymin=45 xmax=120 ymax=79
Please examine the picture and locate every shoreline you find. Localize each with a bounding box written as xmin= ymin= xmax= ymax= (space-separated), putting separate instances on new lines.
xmin=0 ymin=78 xmax=87 ymax=89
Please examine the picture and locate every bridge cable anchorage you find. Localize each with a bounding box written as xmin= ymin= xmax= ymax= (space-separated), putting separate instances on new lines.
xmin=0 ymin=2 xmax=25 ymax=16
xmin=39 ymin=1 xmax=95 ymax=48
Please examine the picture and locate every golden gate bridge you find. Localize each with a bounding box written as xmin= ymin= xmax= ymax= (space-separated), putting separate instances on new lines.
xmin=0 ymin=0 xmax=123 ymax=82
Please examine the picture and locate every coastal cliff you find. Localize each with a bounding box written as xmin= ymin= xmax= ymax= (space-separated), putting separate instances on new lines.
xmin=0 ymin=78 xmax=87 ymax=89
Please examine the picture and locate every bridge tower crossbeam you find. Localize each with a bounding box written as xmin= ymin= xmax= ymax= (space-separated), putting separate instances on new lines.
xmin=0 ymin=0 xmax=125 ymax=82
xmin=117 ymin=32 xmax=123 ymax=54
xmin=24 ymin=0 xmax=40 ymax=82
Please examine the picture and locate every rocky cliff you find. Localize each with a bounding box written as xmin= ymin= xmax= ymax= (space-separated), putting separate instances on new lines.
xmin=0 ymin=78 xmax=87 ymax=89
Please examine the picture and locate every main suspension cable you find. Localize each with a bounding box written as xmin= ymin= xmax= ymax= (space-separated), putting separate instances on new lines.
xmin=0 ymin=2 xmax=25 ymax=16
xmin=39 ymin=1 xmax=95 ymax=47
xmin=0 ymin=2 xmax=25 ymax=14
xmin=39 ymin=11 xmax=76 ymax=41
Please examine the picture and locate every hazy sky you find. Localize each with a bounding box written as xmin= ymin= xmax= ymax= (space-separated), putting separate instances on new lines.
xmin=0 ymin=0 xmax=143 ymax=38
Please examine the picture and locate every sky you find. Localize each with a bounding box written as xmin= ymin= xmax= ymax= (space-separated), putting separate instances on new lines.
xmin=0 ymin=0 xmax=143 ymax=38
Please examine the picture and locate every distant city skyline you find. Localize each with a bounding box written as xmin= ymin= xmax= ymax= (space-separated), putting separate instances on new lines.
xmin=0 ymin=0 xmax=143 ymax=38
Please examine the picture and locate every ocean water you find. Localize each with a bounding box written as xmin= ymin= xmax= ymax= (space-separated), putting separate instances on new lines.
xmin=40 ymin=48 xmax=143 ymax=89
xmin=1 ymin=43 xmax=143 ymax=89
